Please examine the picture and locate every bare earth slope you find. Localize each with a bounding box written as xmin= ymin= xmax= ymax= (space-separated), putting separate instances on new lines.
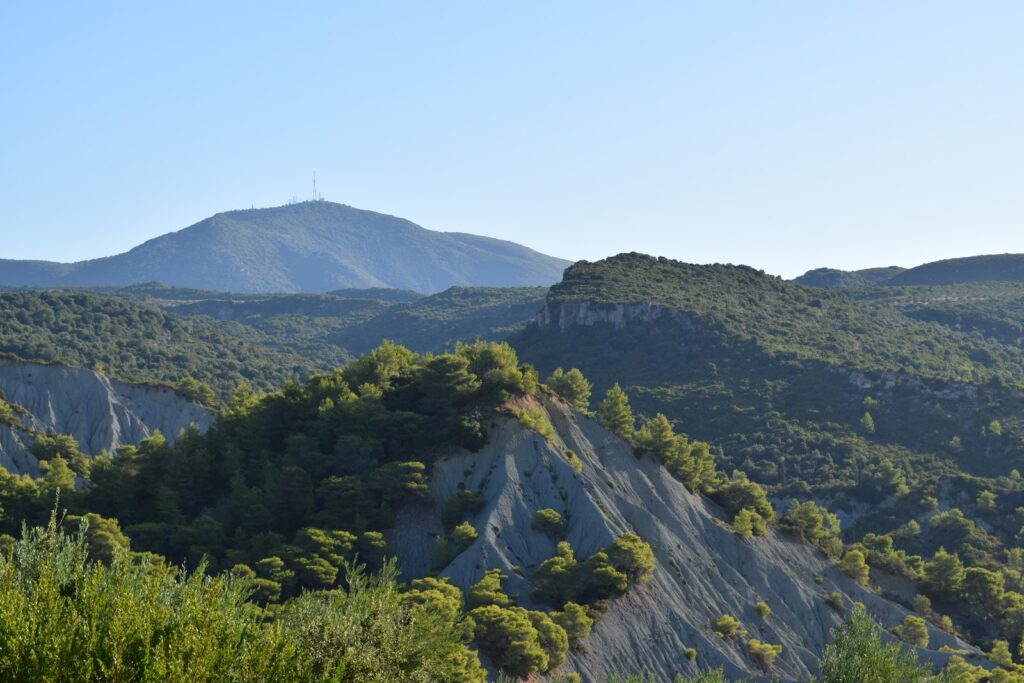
xmin=0 ymin=359 xmax=212 ymax=475
xmin=392 ymin=396 xmax=981 ymax=681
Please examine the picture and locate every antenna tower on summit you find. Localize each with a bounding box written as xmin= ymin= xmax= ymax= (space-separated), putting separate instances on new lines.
xmin=313 ymin=172 xmax=318 ymax=201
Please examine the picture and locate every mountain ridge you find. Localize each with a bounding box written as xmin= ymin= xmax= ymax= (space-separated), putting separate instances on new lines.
xmin=0 ymin=201 xmax=571 ymax=293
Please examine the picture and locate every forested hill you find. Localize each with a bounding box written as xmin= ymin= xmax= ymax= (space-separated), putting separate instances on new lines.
xmin=794 ymin=266 xmax=906 ymax=288
xmin=796 ymin=254 xmax=1024 ymax=288
xmin=887 ymin=253 xmax=1024 ymax=286
xmin=0 ymin=201 xmax=571 ymax=293
xmin=0 ymin=290 xmax=329 ymax=401
xmin=543 ymin=253 xmax=1024 ymax=385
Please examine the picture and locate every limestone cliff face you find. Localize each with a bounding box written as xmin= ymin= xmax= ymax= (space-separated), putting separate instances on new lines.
xmin=536 ymin=300 xmax=700 ymax=332
xmin=0 ymin=359 xmax=213 ymax=476
xmin=391 ymin=396 xmax=983 ymax=682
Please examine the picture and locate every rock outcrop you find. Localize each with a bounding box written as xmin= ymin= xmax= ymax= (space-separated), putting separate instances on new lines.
xmin=0 ymin=359 xmax=212 ymax=476
xmin=392 ymin=396 xmax=984 ymax=682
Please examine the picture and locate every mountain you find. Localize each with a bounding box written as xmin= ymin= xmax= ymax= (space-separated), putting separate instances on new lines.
xmin=0 ymin=201 xmax=572 ymax=293
xmin=794 ymin=266 xmax=905 ymax=288
xmin=887 ymin=253 xmax=1024 ymax=286
xmin=796 ymin=254 xmax=1024 ymax=288
xmin=0 ymin=358 xmax=211 ymax=476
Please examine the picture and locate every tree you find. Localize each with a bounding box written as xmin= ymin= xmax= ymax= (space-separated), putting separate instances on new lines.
xmin=546 ymin=368 xmax=592 ymax=412
xmin=817 ymin=608 xmax=934 ymax=683
xmin=923 ymin=548 xmax=965 ymax=599
xmin=977 ymin=490 xmax=998 ymax=514
xmin=470 ymin=605 xmax=549 ymax=677
xmin=532 ymin=542 xmax=579 ymax=606
xmin=597 ymin=383 xmax=635 ymax=442
xmin=552 ymin=602 xmax=593 ymax=642
xmin=780 ymin=499 xmax=843 ymax=557
xmin=733 ymin=508 xmax=768 ymax=540
xmin=860 ymin=411 xmax=876 ymax=435
xmin=634 ymin=413 xmax=682 ymax=462
xmin=605 ymin=533 xmax=656 ymax=583
xmin=990 ymin=640 xmax=1014 ymax=669
xmin=963 ymin=567 xmax=1005 ymax=617
xmin=527 ymin=610 xmax=569 ymax=671
xmin=467 ymin=569 xmax=513 ymax=609
xmin=892 ymin=615 xmax=929 ymax=647
xmin=840 ymin=550 xmax=870 ymax=586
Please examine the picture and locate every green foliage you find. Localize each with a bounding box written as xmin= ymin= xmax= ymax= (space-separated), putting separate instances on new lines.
xmin=532 ymin=508 xmax=567 ymax=539
xmin=0 ymin=515 xmax=485 ymax=682
xmin=748 ymin=639 xmax=783 ymax=669
xmin=533 ymin=542 xmax=580 ymax=606
xmin=605 ymin=533 xmax=656 ymax=583
xmin=598 ymin=383 xmax=635 ymax=442
xmin=546 ymin=367 xmax=593 ymax=412
xmin=924 ymin=548 xmax=965 ymax=600
xmin=533 ymin=534 xmax=655 ymax=608
xmin=451 ymin=521 xmax=479 ymax=550
xmin=826 ymin=591 xmax=844 ymax=611
xmin=755 ymin=600 xmax=771 ymax=618
xmin=713 ymin=614 xmax=741 ymax=637
xmin=468 ymin=569 xmax=514 ymax=610
xmin=552 ymin=602 xmax=593 ymax=642
xmin=733 ymin=507 xmax=768 ymax=540
xmin=517 ymin=404 xmax=556 ymax=441
xmin=470 ymin=604 xmax=554 ymax=677
xmin=712 ymin=472 xmax=775 ymax=530
xmin=817 ymin=608 xmax=934 ymax=682
xmin=634 ymin=414 xmax=718 ymax=493
xmin=780 ymin=499 xmax=843 ymax=558
xmin=989 ymin=640 xmax=1015 ymax=669
xmin=840 ymin=550 xmax=870 ymax=586
xmin=893 ymin=615 xmax=929 ymax=647
xmin=0 ymin=290 xmax=325 ymax=400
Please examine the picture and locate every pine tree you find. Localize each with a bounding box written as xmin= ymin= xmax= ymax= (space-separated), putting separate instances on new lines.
xmin=597 ymin=383 xmax=635 ymax=442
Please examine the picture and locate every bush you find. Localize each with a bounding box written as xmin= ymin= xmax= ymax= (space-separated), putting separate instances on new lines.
xmin=713 ymin=614 xmax=741 ymax=637
xmin=517 ymin=404 xmax=557 ymax=442
xmin=552 ymin=602 xmax=593 ymax=642
xmin=605 ymin=533 xmax=655 ymax=583
xmin=684 ymin=647 xmax=698 ymax=662
xmin=451 ymin=522 xmax=478 ymax=550
xmin=597 ymin=383 xmax=635 ymax=442
xmin=442 ymin=491 xmax=486 ymax=530
xmin=840 ymin=550 xmax=870 ymax=586
xmin=827 ymin=591 xmax=844 ymax=611
xmin=892 ymin=615 xmax=929 ymax=647
xmin=470 ymin=604 xmax=566 ymax=677
xmin=532 ymin=508 xmax=567 ymax=539
xmin=755 ymin=600 xmax=771 ymax=618
xmin=818 ymin=608 xmax=933 ymax=682
xmin=748 ymin=639 xmax=783 ymax=669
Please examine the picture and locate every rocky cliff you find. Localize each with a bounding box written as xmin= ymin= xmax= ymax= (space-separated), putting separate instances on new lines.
xmin=0 ymin=359 xmax=212 ymax=476
xmin=391 ymin=396 xmax=984 ymax=682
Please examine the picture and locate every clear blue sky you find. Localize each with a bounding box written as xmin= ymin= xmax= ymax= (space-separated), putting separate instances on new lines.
xmin=2 ymin=2 xmax=1022 ymax=278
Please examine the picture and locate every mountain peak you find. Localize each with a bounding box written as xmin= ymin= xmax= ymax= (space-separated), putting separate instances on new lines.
xmin=0 ymin=202 xmax=571 ymax=293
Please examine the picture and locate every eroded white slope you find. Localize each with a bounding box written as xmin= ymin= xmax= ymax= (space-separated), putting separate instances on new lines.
xmin=392 ymin=395 xmax=983 ymax=681
xmin=0 ymin=359 xmax=212 ymax=475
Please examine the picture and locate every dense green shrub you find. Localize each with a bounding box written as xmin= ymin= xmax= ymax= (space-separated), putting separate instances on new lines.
xmin=713 ymin=614 xmax=740 ymax=637
xmin=597 ymin=383 xmax=635 ymax=442
xmin=748 ymin=639 xmax=783 ymax=669
xmin=818 ymin=609 xmax=933 ymax=682
xmin=892 ymin=615 xmax=929 ymax=647
xmin=532 ymin=508 xmax=567 ymax=539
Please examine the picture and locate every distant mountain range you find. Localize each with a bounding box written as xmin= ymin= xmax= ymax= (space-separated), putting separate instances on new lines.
xmin=795 ymin=253 xmax=1024 ymax=288
xmin=0 ymin=201 xmax=571 ymax=293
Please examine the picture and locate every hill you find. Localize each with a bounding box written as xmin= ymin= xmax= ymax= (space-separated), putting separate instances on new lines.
xmin=513 ymin=253 xmax=1024 ymax=660
xmin=794 ymin=266 xmax=905 ymax=288
xmin=0 ymin=340 xmax=982 ymax=681
xmin=887 ymin=253 xmax=1024 ymax=286
xmin=0 ymin=201 xmax=571 ymax=293
xmin=0 ymin=290 xmax=332 ymax=400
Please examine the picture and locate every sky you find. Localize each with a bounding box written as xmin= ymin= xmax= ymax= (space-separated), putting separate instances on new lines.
xmin=2 ymin=2 xmax=1022 ymax=278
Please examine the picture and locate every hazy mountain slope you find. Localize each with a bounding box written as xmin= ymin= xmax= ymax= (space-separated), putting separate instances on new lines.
xmin=330 ymin=286 xmax=548 ymax=355
xmin=0 ymin=359 xmax=211 ymax=476
xmin=0 ymin=202 xmax=571 ymax=293
xmin=392 ymin=395 xmax=978 ymax=681
xmin=887 ymin=253 xmax=1024 ymax=286
xmin=794 ymin=266 xmax=905 ymax=288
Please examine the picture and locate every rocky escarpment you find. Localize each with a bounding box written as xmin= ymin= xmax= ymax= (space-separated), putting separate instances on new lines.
xmin=0 ymin=359 xmax=212 ymax=476
xmin=391 ymin=396 xmax=984 ymax=682
xmin=535 ymin=299 xmax=702 ymax=333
